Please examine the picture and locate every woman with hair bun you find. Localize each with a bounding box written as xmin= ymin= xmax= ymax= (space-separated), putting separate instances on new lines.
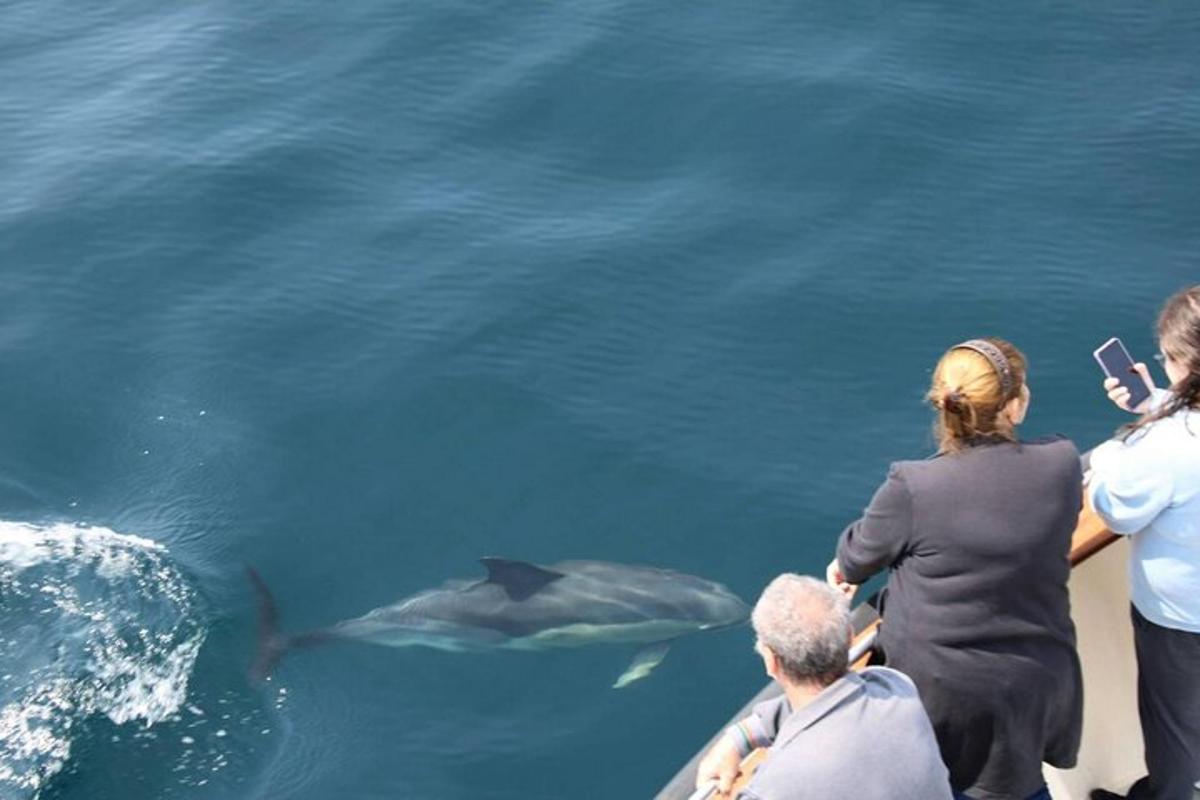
xmin=826 ymin=338 xmax=1083 ymax=800
xmin=1087 ymin=285 xmax=1200 ymax=800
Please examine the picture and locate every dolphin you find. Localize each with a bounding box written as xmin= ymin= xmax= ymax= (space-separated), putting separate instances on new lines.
xmin=249 ymin=558 xmax=749 ymax=688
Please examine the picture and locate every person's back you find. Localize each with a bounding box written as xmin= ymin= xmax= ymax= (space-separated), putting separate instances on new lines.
xmin=1090 ymin=399 xmax=1200 ymax=632
xmin=739 ymin=667 xmax=952 ymax=800
xmin=872 ymin=438 xmax=1083 ymax=796
xmin=829 ymin=338 xmax=1083 ymax=800
xmin=886 ymin=437 xmax=1080 ymax=657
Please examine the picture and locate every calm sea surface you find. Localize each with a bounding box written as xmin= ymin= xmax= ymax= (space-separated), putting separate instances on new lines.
xmin=0 ymin=2 xmax=1196 ymax=798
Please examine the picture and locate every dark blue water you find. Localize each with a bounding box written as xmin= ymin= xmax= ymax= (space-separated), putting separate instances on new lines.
xmin=1 ymin=2 xmax=1196 ymax=797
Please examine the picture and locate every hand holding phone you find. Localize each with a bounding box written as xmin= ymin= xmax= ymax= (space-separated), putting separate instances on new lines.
xmin=1094 ymin=337 xmax=1154 ymax=413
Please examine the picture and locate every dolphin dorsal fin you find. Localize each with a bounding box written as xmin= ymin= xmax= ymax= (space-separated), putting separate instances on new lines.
xmin=479 ymin=557 xmax=564 ymax=601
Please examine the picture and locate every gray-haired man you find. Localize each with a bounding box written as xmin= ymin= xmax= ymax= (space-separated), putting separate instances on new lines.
xmin=696 ymin=574 xmax=952 ymax=800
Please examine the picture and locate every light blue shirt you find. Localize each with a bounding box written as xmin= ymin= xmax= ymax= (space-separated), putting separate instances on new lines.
xmin=1088 ymin=390 xmax=1200 ymax=633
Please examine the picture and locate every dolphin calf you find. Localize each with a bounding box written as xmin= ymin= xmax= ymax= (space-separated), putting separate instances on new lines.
xmin=249 ymin=558 xmax=749 ymax=687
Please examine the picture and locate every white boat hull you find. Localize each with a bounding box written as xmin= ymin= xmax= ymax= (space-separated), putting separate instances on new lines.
xmin=1044 ymin=536 xmax=1145 ymax=798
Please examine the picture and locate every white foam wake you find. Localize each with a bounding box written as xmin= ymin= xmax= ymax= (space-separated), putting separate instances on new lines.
xmin=0 ymin=522 xmax=205 ymax=796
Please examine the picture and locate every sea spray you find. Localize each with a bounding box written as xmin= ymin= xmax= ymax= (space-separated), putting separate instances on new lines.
xmin=0 ymin=522 xmax=204 ymax=796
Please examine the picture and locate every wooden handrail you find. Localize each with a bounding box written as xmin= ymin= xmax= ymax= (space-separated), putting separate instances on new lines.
xmin=1070 ymin=496 xmax=1118 ymax=567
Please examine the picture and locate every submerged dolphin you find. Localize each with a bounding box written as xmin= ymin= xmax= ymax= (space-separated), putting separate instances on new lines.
xmin=249 ymin=558 xmax=749 ymax=687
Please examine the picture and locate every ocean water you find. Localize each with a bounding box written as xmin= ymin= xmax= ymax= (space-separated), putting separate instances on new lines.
xmin=0 ymin=2 xmax=1197 ymax=798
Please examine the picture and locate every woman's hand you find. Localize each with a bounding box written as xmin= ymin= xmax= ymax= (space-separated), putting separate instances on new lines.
xmin=1103 ymin=362 xmax=1155 ymax=414
xmin=695 ymin=733 xmax=742 ymax=796
xmin=825 ymin=558 xmax=858 ymax=601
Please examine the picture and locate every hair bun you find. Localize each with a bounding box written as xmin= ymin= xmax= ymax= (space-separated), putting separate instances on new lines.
xmin=942 ymin=388 xmax=966 ymax=412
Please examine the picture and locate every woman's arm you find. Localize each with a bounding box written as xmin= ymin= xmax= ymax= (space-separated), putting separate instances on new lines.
xmin=1087 ymin=435 xmax=1175 ymax=535
xmin=835 ymin=466 xmax=914 ymax=585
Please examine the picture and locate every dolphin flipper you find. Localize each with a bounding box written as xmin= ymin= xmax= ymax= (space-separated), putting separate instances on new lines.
xmin=613 ymin=642 xmax=672 ymax=689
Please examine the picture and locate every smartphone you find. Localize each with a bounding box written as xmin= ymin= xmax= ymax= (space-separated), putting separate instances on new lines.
xmin=1093 ymin=337 xmax=1152 ymax=410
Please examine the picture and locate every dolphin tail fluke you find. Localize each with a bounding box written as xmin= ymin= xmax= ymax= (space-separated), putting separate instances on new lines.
xmin=247 ymin=565 xmax=291 ymax=681
xmin=613 ymin=641 xmax=672 ymax=689
xmin=247 ymin=566 xmax=339 ymax=681
xmin=250 ymin=633 xmax=289 ymax=682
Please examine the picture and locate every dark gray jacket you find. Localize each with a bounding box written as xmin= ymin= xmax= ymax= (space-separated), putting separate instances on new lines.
xmin=836 ymin=436 xmax=1083 ymax=800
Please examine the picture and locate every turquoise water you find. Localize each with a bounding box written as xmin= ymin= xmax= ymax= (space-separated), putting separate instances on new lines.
xmin=1 ymin=2 xmax=1196 ymax=798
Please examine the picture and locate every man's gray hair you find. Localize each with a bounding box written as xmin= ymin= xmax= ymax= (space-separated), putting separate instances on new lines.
xmin=751 ymin=574 xmax=851 ymax=687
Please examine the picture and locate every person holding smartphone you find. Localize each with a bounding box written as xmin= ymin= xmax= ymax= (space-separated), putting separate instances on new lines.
xmin=1087 ymin=285 xmax=1200 ymax=800
xmin=826 ymin=337 xmax=1083 ymax=800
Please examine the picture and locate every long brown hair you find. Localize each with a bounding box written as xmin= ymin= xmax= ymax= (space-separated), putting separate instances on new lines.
xmin=928 ymin=337 xmax=1028 ymax=454
xmin=1122 ymin=285 xmax=1200 ymax=440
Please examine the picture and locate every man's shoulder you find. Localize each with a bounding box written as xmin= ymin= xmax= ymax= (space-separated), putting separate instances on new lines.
xmin=857 ymin=665 xmax=919 ymax=696
xmin=853 ymin=667 xmax=946 ymax=733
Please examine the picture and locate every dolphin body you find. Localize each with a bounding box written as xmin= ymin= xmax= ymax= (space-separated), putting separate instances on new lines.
xmin=250 ymin=558 xmax=749 ymax=687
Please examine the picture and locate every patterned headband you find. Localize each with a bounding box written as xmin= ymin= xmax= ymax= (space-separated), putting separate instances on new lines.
xmin=952 ymin=339 xmax=1014 ymax=397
